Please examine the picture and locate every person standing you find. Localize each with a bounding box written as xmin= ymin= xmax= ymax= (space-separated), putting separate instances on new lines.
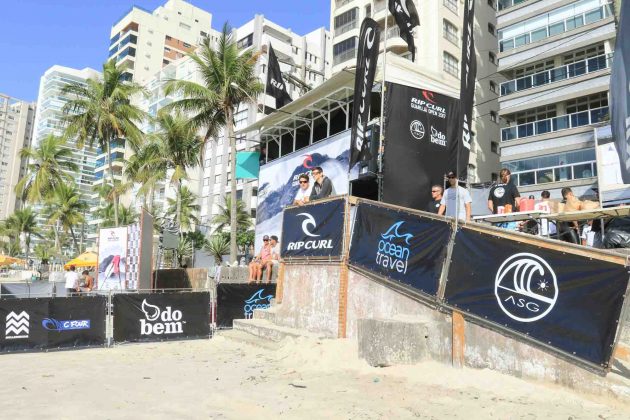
xmin=438 ymin=171 xmax=472 ymax=222
xmin=427 ymin=185 xmax=443 ymax=214
xmin=309 ymin=166 xmax=334 ymax=201
xmin=64 ymin=265 xmax=81 ymax=295
xmin=488 ymin=168 xmax=520 ymax=214
xmin=293 ymin=174 xmax=312 ymax=206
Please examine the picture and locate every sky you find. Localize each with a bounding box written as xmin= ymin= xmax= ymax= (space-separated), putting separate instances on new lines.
xmin=0 ymin=0 xmax=331 ymax=102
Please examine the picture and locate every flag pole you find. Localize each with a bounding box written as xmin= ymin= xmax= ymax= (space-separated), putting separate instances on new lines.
xmin=378 ymin=15 xmax=389 ymax=201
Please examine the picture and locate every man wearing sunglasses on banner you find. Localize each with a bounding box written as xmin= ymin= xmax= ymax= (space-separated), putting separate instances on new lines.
xmin=293 ymin=173 xmax=312 ymax=206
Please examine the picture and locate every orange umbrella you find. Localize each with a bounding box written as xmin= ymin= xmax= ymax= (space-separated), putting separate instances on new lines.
xmin=64 ymin=251 xmax=98 ymax=270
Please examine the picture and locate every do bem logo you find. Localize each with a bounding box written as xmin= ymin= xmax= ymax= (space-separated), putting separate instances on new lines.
xmin=285 ymin=212 xmax=334 ymax=251
xmin=376 ymin=221 xmax=413 ymax=274
xmin=494 ymin=253 xmax=558 ymax=322
xmin=430 ymin=126 xmax=446 ymax=147
xmin=140 ymin=299 xmax=185 ymax=335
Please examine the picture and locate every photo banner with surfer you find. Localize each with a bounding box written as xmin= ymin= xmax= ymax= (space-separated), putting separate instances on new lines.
xmin=348 ymin=200 xmax=451 ymax=297
xmin=443 ymin=226 xmax=629 ymax=367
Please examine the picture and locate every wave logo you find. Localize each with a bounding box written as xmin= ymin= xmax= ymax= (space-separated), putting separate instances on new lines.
xmin=298 ymin=213 xmax=320 ymax=237
xmin=244 ymin=289 xmax=274 ymax=319
xmin=140 ymin=299 xmax=184 ymax=335
xmin=495 ymin=253 xmax=558 ymax=322
xmin=5 ymin=311 xmax=29 ymax=339
xmin=376 ymin=221 xmax=413 ymax=274
xmin=42 ymin=318 xmax=90 ymax=331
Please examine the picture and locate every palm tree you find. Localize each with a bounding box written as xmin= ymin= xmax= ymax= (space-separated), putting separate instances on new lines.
xmin=5 ymin=208 xmax=41 ymax=261
xmin=45 ymin=183 xmax=87 ymax=253
xmin=166 ymin=186 xmax=200 ymax=233
xmin=138 ymin=112 xmax=202 ymax=233
xmin=125 ymin=146 xmax=165 ymax=213
xmin=97 ymin=203 xmax=138 ymax=228
xmin=15 ymin=134 xmax=78 ymax=203
xmin=62 ymin=59 xmax=148 ymax=226
xmin=212 ymin=195 xmax=253 ymax=233
xmin=205 ymin=235 xmax=229 ymax=265
xmin=164 ymin=23 xmax=263 ymax=263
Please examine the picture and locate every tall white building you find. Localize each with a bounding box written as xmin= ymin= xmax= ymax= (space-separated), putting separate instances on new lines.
xmin=134 ymin=14 xmax=331 ymax=230
xmin=496 ymin=0 xmax=615 ymax=198
xmin=329 ymin=0 xmax=501 ymax=182
xmin=32 ymin=65 xmax=101 ymax=247
xmin=0 ymin=94 xmax=35 ymax=220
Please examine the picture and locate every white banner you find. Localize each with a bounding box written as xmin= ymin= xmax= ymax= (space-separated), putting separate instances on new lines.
xmin=255 ymin=130 xmax=354 ymax=253
xmin=97 ymin=227 xmax=128 ymax=290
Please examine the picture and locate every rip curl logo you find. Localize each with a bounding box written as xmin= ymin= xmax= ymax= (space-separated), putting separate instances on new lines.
xmin=422 ymin=90 xmax=436 ymax=104
xmin=410 ymin=94 xmax=446 ymax=118
xmin=244 ymin=289 xmax=274 ymax=319
xmin=302 ymin=154 xmax=314 ymax=169
xmin=495 ymin=253 xmax=558 ymax=323
xmin=298 ymin=213 xmax=320 ymax=237
xmin=140 ymin=299 xmax=185 ymax=335
xmin=286 ymin=212 xmax=333 ymax=251
xmin=376 ymin=221 xmax=413 ymax=274
xmin=410 ymin=120 xmax=425 ymax=140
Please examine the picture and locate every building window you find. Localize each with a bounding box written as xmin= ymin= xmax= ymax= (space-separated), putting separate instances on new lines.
xmin=489 ymin=52 xmax=497 ymax=65
xmin=443 ymin=19 xmax=458 ymax=45
xmin=333 ymin=37 xmax=357 ymax=65
xmin=489 ymin=80 xmax=498 ymax=94
xmin=491 ymin=141 xmax=499 ymax=153
xmin=505 ymin=149 xmax=597 ymax=186
xmin=237 ymin=34 xmax=253 ymax=49
xmin=487 ymin=0 xmax=496 ymax=10
xmin=179 ymin=22 xmax=191 ymax=30
xmin=490 ymin=111 xmax=498 ymax=123
xmin=443 ymin=0 xmax=458 ymax=13
xmin=443 ymin=52 xmax=459 ymax=76
xmin=183 ymin=42 xmax=191 ymax=48
xmin=334 ymin=8 xmax=359 ymax=36
xmin=488 ymin=23 xmax=496 ymax=36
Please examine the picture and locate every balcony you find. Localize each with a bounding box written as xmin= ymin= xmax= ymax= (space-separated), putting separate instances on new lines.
xmin=335 ymin=20 xmax=358 ymax=37
xmin=335 ymin=0 xmax=353 ymax=7
xmin=333 ymin=49 xmax=356 ymax=66
xmin=511 ymin=160 xmax=596 ymax=187
xmin=499 ymin=3 xmax=612 ymax=52
xmin=497 ymin=0 xmax=528 ymax=11
xmin=501 ymin=106 xmax=609 ymax=142
xmin=500 ymin=53 xmax=611 ymax=96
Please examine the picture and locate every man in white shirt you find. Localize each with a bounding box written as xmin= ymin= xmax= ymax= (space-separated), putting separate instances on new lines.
xmin=293 ymin=174 xmax=312 ymax=206
xmin=64 ymin=265 xmax=81 ymax=295
xmin=438 ymin=171 xmax=472 ymax=222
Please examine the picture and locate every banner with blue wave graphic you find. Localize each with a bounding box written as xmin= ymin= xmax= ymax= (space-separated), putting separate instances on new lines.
xmin=348 ymin=201 xmax=451 ymax=297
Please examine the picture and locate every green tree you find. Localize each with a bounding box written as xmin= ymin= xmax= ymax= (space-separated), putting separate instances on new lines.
xmin=183 ymin=230 xmax=207 ymax=250
xmin=4 ymin=208 xmax=41 ymax=261
xmin=204 ymin=235 xmax=229 ymax=265
xmin=45 ymin=183 xmax=87 ymax=253
xmin=165 ymin=23 xmax=263 ymax=263
xmin=15 ymin=134 xmax=78 ymax=203
xmin=124 ymin=145 xmax=164 ymax=213
xmin=97 ymin=203 xmax=138 ymax=228
xmin=62 ymin=59 xmax=147 ymax=226
xmin=211 ymin=195 xmax=253 ymax=233
xmin=141 ymin=112 xmax=202 ymax=234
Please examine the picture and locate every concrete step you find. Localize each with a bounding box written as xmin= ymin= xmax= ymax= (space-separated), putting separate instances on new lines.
xmin=232 ymin=318 xmax=324 ymax=342
xmin=218 ymin=328 xmax=282 ymax=351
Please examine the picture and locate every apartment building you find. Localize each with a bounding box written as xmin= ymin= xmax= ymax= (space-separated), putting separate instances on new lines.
xmin=135 ymin=14 xmax=331 ymax=230
xmin=31 ymin=65 xmax=101 ymax=247
xmin=0 ymin=94 xmax=35 ymax=221
xmin=329 ymin=0 xmax=501 ymax=183
xmin=496 ymin=0 xmax=615 ymax=198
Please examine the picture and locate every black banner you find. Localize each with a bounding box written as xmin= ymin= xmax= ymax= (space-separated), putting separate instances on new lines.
xmin=444 ymin=228 xmax=629 ymax=366
xmin=0 ymin=296 xmax=107 ymax=352
xmin=266 ymin=44 xmax=292 ymax=109
xmin=382 ymin=82 xmax=460 ymax=211
xmin=457 ymin=0 xmax=476 ymax=180
xmin=349 ymin=18 xmax=380 ymax=168
xmin=281 ymin=198 xmax=345 ymax=258
xmin=216 ymin=284 xmax=276 ymax=328
xmin=348 ymin=202 xmax=450 ymax=296
xmin=611 ymin=0 xmax=630 ymax=183
xmin=113 ymin=292 xmax=210 ymax=343
xmin=388 ymin=0 xmax=420 ymax=61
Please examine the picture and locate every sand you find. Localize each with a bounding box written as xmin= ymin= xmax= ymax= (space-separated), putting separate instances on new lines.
xmin=0 ymin=333 xmax=629 ymax=419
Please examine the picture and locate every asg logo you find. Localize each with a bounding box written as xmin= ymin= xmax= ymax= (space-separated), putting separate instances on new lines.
xmin=5 ymin=311 xmax=29 ymax=339
xmin=140 ymin=299 xmax=184 ymax=335
xmin=409 ymin=120 xmax=425 ymax=140
xmin=495 ymin=253 xmax=558 ymax=322
xmin=376 ymin=221 xmax=413 ymax=274
xmin=244 ymin=289 xmax=274 ymax=319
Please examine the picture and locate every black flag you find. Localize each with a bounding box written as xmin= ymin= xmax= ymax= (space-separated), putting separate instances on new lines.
xmin=455 ymin=0 xmax=476 ymax=180
xmin=349 ymin=18 xmax=380 ymax=169
xmin=610 ymin=0 xmax=630 ymax=183
xmin=266 ymin=44 xmax=292 ymax=109
xmin=388 ymin=0 xmax=420 ymax=61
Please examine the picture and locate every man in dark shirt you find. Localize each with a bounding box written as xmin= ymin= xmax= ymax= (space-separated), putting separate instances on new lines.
xmin=427 ymin=185 xmax=443 ymax=213
xmin=488 ymin=168 xmax=520 ymax=214
xmin=309 ymin=166 xmax=334 ymax=201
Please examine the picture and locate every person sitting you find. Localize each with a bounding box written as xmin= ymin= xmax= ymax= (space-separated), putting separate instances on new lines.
xmin=248 ymin=235 xmax=271 ymax=284
xmin=293 ymin=174 xmax=312 ymax=206
xmin=261 ymin=235 xmax=280 ymax=284
xmin=79 ymin=270 xmax=94 ymax=292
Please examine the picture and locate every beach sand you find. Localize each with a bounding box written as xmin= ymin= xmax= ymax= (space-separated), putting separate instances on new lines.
xmin=0 ymin=332 xmax=628 ymax=419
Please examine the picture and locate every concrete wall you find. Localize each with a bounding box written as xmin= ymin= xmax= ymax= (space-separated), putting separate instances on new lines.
xmin=274 ymin=263 xmax=341 ymax=337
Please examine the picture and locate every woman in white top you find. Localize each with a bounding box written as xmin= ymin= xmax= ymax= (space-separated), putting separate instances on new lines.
xmin=293 ymin=173 xmax=312 ymax=206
